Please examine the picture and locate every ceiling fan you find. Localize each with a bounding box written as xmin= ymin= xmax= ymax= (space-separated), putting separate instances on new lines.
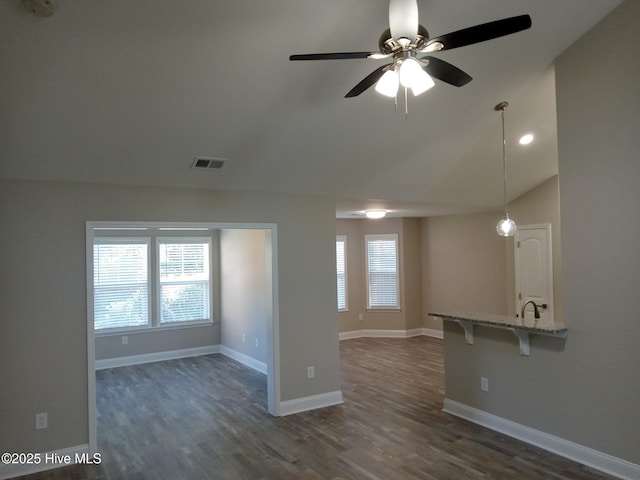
xmin=290 ymin=0 xmax=531 ymax=99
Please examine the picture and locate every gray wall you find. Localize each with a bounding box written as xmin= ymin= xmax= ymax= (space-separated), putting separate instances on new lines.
xmin=441 ymin=1 xmax=640 ymax=464
xmin=0 ymin=179 xmax=340 ymax=454
xmin=401 ymin=218 xmax=423 ymax=331
xmin=220 ymin=228 xmax=271 ymax=363
xmin=555 ymin=0 xmax=639 ymax=461
xmin=96 ymin=325 xmax=218 ymax=360
xmin=423 ymin=211 xmax=509 ymax=315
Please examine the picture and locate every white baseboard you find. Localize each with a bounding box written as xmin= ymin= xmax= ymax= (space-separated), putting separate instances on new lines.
xmin=338 ymin=330 xmax=366 ymax=340
xmin=95 ymin=344 xmax=268 ymax=376
xmin=219 ymin=345 xmax=267 ymax=375
xmin=95 ymin=345 xmax=220 ymax=370
xmin=443 ymin=399 xmax=640 ymax=480
xmin=339 ymin=328 xmax=443 ymax=340
xmin=424 ymin=328 xmax=444 ymax=339
xmin=0 ymin=444 xmax=90 ymax=480
xmin=279 ymin=390 xmax=344 ymax=416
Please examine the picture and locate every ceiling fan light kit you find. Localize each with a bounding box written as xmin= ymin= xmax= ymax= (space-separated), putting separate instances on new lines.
xmin=290 ymin=0 xmax=531 ymax=105
xmin=400 ymin=58 xmax=433 ymax=92
xmin=374 ymin=70 xmax=400 ymax=97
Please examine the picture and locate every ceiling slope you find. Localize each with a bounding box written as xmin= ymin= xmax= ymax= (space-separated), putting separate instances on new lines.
xmin=0 ymin=0 xmax=622 ymax=217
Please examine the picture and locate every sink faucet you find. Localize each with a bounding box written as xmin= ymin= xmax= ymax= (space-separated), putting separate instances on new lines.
xmin=521 ymin=300 xmax=540 ymax=319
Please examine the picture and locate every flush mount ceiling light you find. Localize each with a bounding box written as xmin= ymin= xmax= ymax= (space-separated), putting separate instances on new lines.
xmin=290 ymin=0 xmax=531 ymax=114
xmin=365 ymin=210 xmax=387 ymax=219
xmin=495 ymin=101 xmax=517 ymax=237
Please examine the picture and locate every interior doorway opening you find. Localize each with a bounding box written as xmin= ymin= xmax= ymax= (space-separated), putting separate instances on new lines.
xmin=86 ymin=221 xmax=280 ymax=454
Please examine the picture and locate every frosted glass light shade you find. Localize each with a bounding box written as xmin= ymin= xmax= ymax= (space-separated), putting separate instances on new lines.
xmin=399 ymin=58 xmax=422 ymax=88
xmin=375 ymin=70 xmax=400 ymax=97
xmin=399 ymin=58 xmax=434 ymax=96
xmin=411 ymin=70 xmax=435 ymax=96
xmin=496 ymin=214 xmax=517 ymax=236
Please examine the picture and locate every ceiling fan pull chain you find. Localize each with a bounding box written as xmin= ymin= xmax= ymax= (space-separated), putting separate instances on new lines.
xmin=404 ymin=87 xmax=409 ymax=119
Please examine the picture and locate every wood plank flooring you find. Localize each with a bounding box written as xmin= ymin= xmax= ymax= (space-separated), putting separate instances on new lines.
xmin=15 ymin=336 xmax=615 ymax=479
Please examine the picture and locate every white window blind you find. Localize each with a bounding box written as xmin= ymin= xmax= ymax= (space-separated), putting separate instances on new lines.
xmin=158 ymin=239 xmax=211 ymax=324
xmin=93 ymin=239 xmax=150 ymax=330
xmin=336 ymin=236 xmax=347 ymax=311
xmin=366 ymin=234 xmax=399 ymax=309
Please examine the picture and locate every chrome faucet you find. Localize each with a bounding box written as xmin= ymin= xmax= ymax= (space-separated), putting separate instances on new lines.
xmin=521 ymin=300 xmax=540 ymax=319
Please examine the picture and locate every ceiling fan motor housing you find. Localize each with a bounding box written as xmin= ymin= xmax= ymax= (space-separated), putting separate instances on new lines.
xmin=379 ymin=25 xmax=430 ymax=54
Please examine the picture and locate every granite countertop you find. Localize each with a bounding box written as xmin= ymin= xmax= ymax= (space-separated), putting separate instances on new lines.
xmin=428 ymin=311 xmax=568 ymax=336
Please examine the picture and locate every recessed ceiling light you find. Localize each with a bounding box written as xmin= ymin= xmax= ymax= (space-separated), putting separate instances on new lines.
xmin=519 ymin=133 xmax=534 ymax=145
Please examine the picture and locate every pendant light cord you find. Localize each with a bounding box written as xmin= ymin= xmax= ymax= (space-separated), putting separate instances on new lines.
xmin=501 ymin=106 xmax=508 ymax=216
xmin=495 ymin=101 xmax=510 ymax=216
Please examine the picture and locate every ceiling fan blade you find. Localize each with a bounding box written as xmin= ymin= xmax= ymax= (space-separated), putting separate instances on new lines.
xmin=425 ymin=14 xmax=531 ymax=51
xmin=290 ymin=52 xmax=373 ymax=61
xmin=345 ymin=64 xmax=391 ymax=98
xmin=389 ymin=0 xmax=419 ymax=41
xmin=420 ymin=56 xmax=472 ymax=87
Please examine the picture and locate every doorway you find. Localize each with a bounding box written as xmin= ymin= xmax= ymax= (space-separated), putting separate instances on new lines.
xmin=86 ymin=221 xmax=280 ymax=454
xmin=515 ymin=224 xmax=554 ymax=322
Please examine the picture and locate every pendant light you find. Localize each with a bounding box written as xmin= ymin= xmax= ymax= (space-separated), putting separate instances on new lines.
xmin=495 ymin=101 xmax=517 ymax=237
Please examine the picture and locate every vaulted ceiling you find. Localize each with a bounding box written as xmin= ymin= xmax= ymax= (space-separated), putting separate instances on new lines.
xmin=0 ymin=0 xmax=621 ymax=217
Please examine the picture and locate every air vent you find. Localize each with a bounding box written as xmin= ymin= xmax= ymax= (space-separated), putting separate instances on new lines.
xmin=192 ymin=156 xmax=226 ymax=170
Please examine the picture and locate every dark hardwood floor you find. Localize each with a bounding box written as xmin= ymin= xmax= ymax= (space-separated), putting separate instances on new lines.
xmin=16 ymin=336 xmax=614 ymax=479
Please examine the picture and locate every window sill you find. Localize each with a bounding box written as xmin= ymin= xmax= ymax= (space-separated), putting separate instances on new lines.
xmin=95 ymin=320 xmax=215 ymax=337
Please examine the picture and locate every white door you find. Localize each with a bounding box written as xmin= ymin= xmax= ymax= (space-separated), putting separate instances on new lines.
xmin=515 ymin=224 xmax=553 ymax=322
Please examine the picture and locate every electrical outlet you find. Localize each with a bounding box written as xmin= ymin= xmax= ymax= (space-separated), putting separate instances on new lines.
xmin=481 ymin=377 xmax=489 ymax=392
xmin=307 ymin=366 xmax=315 ymax=379
xmin=35 ymin=412 xmax=48 ymax=430
xmin=255 ymin=338 xmax=259 ymax=348
xmin=358 ymin=313 xmax=363 ymax=321
xmin=122 ymin=335 xmax=128 ymax=345
xmin=242 ymin=333 xmax=245 ymax=343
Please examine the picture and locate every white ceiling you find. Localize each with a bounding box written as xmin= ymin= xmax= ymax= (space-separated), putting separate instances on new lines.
xmin=0 ymin=0 xmax=621 ymax=218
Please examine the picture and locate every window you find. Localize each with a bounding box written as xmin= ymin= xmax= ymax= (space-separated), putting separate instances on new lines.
xmin=92 ymin=228 xmax=214 ymax=333
xmin=336 ymin=235 xmax=347 ymax=311
xmin=365 ymin=234 xmax=399 ymax=309
xmin=158 ymin=239 xmax=211 ymax=324
xmin=93 ymin=238 xmax=150 ymax=330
